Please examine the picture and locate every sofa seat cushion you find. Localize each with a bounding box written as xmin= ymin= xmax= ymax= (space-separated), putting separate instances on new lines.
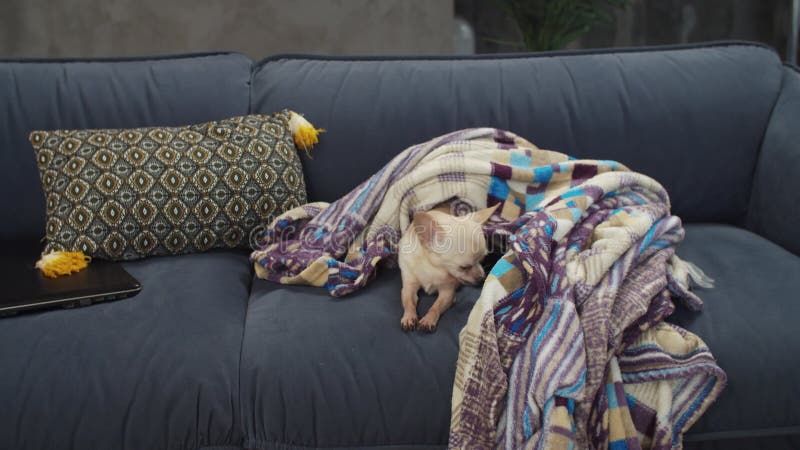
xmin=240 ymin=268 xmax=481 ymax=449
xmin=241 ymin=223 xmax=800 ymax=448
xmin=0 ymin=249 xmax=251 ymax=450
xmin=669 ymin=224 xmax=800 ymax=445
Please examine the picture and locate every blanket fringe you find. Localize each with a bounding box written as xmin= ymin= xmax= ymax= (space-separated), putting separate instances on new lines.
xmin=669 ymin=255 xmax=714 ymax=290
xmin=684 ymin=260 xmax=715 ymax=289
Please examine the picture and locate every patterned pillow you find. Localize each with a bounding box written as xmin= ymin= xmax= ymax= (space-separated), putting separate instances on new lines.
xmin=30 ymin=110 xmax=308 ymax=260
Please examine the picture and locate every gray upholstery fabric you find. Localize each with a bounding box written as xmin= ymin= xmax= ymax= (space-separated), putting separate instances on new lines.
xmin=669 ymin=224 xmax=800 ymax=441
xmin=240 ymin=268 xmax=481 ymax=449
xmin=239 ymin=224 xmax=800 ymax=449
xmin=250 ymin=44 xmax=783 ymax=223
xmin=0 ymin=53 xmax=252 ymax=241
xmin=0 ymin=249 xmax=251 ymax=450
xmin=747 ymin=65 xmax=800 ymax=256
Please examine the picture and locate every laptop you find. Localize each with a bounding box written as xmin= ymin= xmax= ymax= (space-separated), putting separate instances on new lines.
xmin=0 ymin=240 xmax=141 ymax=316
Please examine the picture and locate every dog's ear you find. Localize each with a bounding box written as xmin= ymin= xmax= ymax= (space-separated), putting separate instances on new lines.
xmin=413 ymin=211 xmax=442 ymax=247
xmin=467 ymin=203 xmax=499 ymax=224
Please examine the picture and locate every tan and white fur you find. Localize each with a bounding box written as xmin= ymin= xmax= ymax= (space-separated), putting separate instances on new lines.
xmin=398 ymin=203 xmax=498 ymax=332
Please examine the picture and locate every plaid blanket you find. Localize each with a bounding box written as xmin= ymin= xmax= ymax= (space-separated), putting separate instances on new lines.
xmin=250 ymin=128 xmax=726 ymax=449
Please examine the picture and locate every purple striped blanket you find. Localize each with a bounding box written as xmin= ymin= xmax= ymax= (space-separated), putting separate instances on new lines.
xmin=250 ymin=128 xmax=726 ymax=449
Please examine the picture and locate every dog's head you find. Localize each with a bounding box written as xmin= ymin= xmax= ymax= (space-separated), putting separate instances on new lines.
xmin=410 ymin=204 xmax=498 ymax=285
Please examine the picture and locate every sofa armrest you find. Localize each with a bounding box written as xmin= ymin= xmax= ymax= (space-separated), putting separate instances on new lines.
xmin=746 ymin=64 xmax=800 ymax=255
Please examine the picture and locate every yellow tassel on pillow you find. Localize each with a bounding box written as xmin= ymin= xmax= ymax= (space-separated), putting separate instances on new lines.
xmin=35 ymin=251 xmax=91 ymax=278
xmin=288 ymin=110 xmax=324 ymax=157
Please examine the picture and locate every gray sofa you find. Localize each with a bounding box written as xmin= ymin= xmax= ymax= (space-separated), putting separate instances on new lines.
xmin=1 ymin=41 xmax=798 ymax=450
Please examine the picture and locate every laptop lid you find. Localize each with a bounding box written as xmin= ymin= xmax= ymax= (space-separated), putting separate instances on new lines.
xmin=0 ymin=239 xmax=141 ymax=315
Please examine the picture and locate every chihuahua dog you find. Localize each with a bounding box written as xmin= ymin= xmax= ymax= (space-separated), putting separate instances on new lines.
xmin=398 ymin=203 xmax=498 ymax=332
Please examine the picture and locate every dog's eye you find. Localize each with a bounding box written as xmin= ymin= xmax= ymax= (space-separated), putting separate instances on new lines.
xmin=459 ymin=264 xmax=472 ymax=270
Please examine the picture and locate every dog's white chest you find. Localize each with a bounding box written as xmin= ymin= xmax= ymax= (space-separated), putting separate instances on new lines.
xmin=416 ymin=269 xmax=454 ymax=295
xmin=401 ymin=252 xmax=453 ymax=294
xmin=398 ymin=235 xmax=454 ymax=294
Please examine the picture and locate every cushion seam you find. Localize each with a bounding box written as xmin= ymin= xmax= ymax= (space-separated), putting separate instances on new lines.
xmin=684 ymin=425 xmax=800 ymax=442
xmin=195 ymin=446 xmax=244 ymax=450
xmin=237 ymin=263 xmax=257 ymax=448
xmin=252 ymin=40 xmax=775 ymax=69
xmin=243 ymin=439 xmax=445 ymax=449
xmin=247 ymin=54 xmax=256 ymax=114
xmin=0 ymin=52 xmax=251 ymax=64
xmin=744 ymin=63 xmax=791 ymax=230
xmin=244 ymin=414 xmax=800 ymax=445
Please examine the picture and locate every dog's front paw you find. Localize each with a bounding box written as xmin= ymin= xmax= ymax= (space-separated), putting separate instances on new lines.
xmin=418 ymin=313 xmax=439 ymax=333
xmin=400 ymin=314 xmax=419 ymax=331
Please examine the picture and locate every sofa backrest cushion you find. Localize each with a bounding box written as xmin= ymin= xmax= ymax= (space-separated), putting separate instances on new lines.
xmin=0 ymin=53 xmax=252 ymax=240
xmin=747 ymin=65 xmax=800 ymax=256
xmin=251 ymin=43 xmax=783 ymax=223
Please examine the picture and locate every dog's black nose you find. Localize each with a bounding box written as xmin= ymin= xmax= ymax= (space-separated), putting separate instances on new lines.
xmin=481 ymin=248 xmax=504 ymax=272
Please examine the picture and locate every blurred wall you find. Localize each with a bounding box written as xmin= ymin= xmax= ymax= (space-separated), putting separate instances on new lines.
xmin=457 ymin=0 xmax=795 ymax=61
xmin=0 ymin=0 xmax=455 ymax=59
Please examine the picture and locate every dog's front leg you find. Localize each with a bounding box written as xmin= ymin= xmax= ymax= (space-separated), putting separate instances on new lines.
xmin=400 ymin=279 xmax=420 ymax=331
xmin=418 ymin=284 xmax=456 ymax=332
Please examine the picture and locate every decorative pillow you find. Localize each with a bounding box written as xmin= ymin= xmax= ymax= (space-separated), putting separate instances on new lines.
xmin=30 ymin=110 xmax=310 ymax=260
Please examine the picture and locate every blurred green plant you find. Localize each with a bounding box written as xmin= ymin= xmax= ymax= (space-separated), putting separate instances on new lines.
xmin=492 ymin=0 xmax=631 ymax=51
